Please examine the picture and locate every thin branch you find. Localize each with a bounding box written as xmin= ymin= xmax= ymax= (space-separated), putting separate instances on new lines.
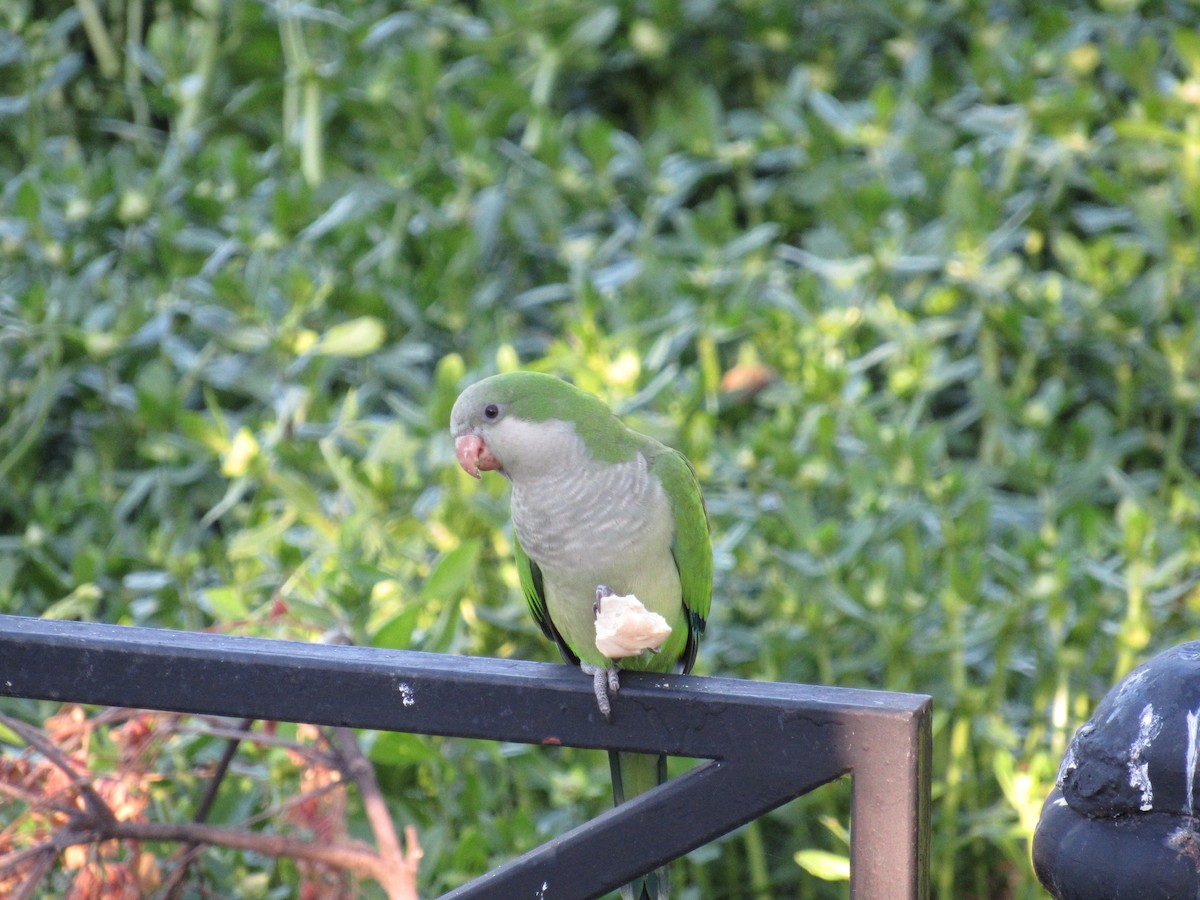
xmin=1 ymin=818 xmax=394 ymax=887
xmin=400 ymin=826 xmax=424 ymax=898
xmin=330 ymin=727 xmax=420 ymax=900
xmin=0 ymin=713 xmax=421 ymax=897
xmin=0 ymin=776 xmax=75 ymax=814
xmin=194 ymin=717 xmax=254 ymax=825
xmin=161 ymin=716 xmax=257 ymax=900
xmin=0 ymin=713 xmax=115 ymax=828
xmin=0 ymin=842 xmax=59 ymax=884
xmin=9 ymin=847 xmax=56 ymax=900
xmin=178 ymin=720 xmax=339 ymax=761
xmin=159 ymin=783 xmax=350 ymax=900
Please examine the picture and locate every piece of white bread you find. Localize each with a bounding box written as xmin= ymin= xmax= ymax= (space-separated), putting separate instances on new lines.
xmin=594 ymin=593 xmax=672 ymax=659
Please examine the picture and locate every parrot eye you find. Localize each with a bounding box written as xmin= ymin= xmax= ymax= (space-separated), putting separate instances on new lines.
xmin=483 ymin=403 xmax=501 ymax=421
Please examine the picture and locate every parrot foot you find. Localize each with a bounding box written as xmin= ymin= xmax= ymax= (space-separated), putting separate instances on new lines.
xmin=581 ymin=661 xmax=621 ymax=721
xmin=587 ymin=587 xmax=621 ymax=720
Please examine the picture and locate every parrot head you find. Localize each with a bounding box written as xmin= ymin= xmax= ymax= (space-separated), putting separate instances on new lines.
xmin=449 ymin=372 xmax=626 ymax=480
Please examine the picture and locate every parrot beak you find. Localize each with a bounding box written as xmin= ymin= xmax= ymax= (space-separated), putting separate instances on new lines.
xmin=455 ymin=433 xmax=500 ymax=478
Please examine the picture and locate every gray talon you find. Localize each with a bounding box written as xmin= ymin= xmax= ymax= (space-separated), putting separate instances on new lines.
xmin=581 ymin=661 xmax=621 ymax=721
xmin=586 ymin=587 xmax=621 ymax=719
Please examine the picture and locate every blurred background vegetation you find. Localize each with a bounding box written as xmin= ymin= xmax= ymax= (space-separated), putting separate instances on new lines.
xmin=2 ymin=0 xmax=1200 ymax=896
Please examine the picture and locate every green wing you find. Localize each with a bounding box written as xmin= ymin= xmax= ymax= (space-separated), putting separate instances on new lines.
xmin=650 ymin=447 xmax=713 ymax=674
xmin=514 ymin=533 xmax=578 ymax=665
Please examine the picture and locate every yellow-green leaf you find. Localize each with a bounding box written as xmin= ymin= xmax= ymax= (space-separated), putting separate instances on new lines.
xmin=794 ymin=849 xmax=850 ymax=882
xmin=312 ymin=316 xmax=386 ymax=357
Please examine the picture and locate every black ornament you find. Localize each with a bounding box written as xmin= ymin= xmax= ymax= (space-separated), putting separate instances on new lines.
xmin=1034 ymin=642 xmax=1200 ymax=899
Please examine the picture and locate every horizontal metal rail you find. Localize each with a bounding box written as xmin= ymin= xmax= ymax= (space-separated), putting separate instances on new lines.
xmin=0 ymin=614 xmax=930 ymax=898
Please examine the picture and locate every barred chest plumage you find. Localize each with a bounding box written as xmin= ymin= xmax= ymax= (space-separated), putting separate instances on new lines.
xmin=509 ymin=448 xmax=675 ymax=582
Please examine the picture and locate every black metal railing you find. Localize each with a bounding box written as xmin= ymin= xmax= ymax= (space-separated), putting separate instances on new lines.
xmin=0 ymin=614 xmax=931 ymax=898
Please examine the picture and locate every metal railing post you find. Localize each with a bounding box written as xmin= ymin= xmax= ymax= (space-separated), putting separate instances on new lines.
xmin=848 ymin=700 xmax=932 ymax=899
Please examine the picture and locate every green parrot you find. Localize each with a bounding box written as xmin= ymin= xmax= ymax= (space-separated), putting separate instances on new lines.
xmin=450 ymin=371 xmax=712 ymax=900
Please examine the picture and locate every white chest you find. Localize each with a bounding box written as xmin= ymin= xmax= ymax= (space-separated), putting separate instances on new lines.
xmin=510 ymin=450 xmax=675 ymax=581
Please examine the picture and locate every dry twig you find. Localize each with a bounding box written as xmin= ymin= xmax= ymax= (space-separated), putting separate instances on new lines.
xmin=0 ymin=710 xmax=422 ymax=899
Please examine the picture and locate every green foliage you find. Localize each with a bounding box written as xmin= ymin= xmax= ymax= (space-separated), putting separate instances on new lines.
xmin=3 ymin=0 xmax=1200 ymax=896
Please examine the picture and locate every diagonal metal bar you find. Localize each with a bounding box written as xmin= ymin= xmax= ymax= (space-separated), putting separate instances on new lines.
xmin=443 ymin=756 xmax=846 ymax=899
xmin=0 ymin=615 xmax=930 ymax=898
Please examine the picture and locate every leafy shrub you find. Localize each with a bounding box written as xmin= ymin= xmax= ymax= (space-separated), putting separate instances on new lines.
xmin=2 ymin=1 xmax=1199 ymax=896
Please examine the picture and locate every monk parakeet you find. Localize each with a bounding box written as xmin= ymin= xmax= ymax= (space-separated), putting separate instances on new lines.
xmin=450 ymin=371 xmax=712 ymax=900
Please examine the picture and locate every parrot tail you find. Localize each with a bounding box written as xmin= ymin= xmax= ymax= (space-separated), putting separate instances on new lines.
xmin=609 ymin=750 xmax=670 ymax=900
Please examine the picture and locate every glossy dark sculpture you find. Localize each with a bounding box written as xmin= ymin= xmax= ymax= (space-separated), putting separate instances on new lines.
xmin=1035 ymin=642 xmax=1200 ymax=899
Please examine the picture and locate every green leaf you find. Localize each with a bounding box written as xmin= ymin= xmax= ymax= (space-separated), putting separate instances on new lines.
xmin=227 ymin=511 xmax=296 ymax=560
xmin=1174 ymin=28 xmax=1200 ymax=75
xmin=0 ymin=719 xmax=21 ymax=745
xmin=794 ymin=849 xmax=851 ymax=882
xmin=373 ymin=605 xmax=421 ymax=649
xmin=15 ymin=177 xmax=39 ymax=222
xmin=569 ymin=6 xmax=619 ymax=48
xmin=42 ymin=583 xmax=103 ymax=620
xmin=420 ymin=540 xmax=482 ymax=602
xmin=199 ymin=586 xmax=250 ymax=620
xmin=311 ymin=316 xmax=386 ymax=357
xmin=370 ymin=730 xmax=442 ymax=766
